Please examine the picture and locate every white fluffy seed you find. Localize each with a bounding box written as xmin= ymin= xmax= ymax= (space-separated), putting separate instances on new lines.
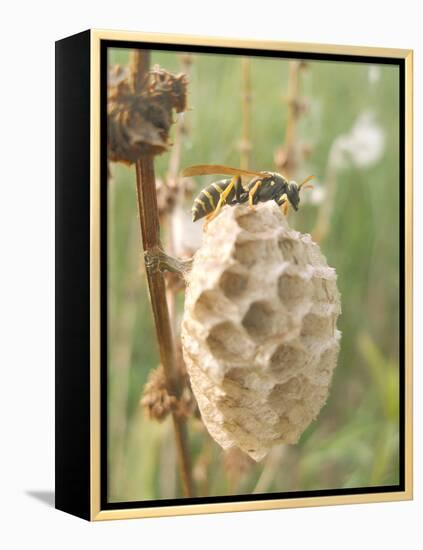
xmin=181 ymin=202 xmax=341 ymax=461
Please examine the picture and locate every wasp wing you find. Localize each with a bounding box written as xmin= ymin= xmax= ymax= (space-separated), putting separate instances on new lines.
xmin=182 ymin=164 xmax=265 ymax=178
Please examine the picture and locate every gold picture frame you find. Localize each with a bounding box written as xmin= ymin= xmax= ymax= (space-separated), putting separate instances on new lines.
xmin=55 ymin=29 xmax=413 ymax=521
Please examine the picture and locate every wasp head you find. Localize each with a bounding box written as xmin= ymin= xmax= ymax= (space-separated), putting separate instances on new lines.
xmin=286 ymin=176 xmax=315 ymax=211
xmin=287 ymin=181 xmax=301 ymax=211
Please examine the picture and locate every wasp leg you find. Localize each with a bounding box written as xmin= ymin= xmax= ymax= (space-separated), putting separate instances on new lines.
xmin=204 ymin=175 xmax=238 ymax=226
xmin=234 ymin=176 xmax=248 ymax=203
xmin=203 ymin=177 xmax=243 ymax=231
xmin=278 ymin=193 xmax=289 ymax=215
xmin=248 ymin=180 xmax=262 ymax=208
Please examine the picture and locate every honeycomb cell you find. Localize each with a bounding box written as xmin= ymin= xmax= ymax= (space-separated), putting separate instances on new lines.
xmin=219 ymin=269 xmax=248 ymax=299
xmin=234 ymin=238 xmax=279 ymax=268
xmin=206 ymin=321 xmax=251 ymax=363
xmin=268 ymin=382 xmax=297 ymax=413
xmin=233 ymin=240 xmax=261 ymax=267
xmin=269 ymin=343 xmax=308 ymax=376
xmin=225 ymin=366 xmax=254 ymax=385
xmin=313 ymin=277 xmax=338 ymax=303
xmin=301 ymin=313 xmax=333 ymax=340
xmin=312 ymin=345 xmax=339 ymax=386
xmin=193 ymin=290 xmax=218 ymax=322
xmin=278 ymin=238 xmax=306 ymax=266
xmin=235 ymin=211 xmax=263 ymax=233
xmin=236 ymin=209 xmax=274 ymax=233
xmin=242 ymin=300 xmax=275 ymax=340
xmin=278 ymin=273 xmax=312 ymax=311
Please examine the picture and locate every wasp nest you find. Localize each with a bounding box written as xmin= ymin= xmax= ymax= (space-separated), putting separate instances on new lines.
xmin=181 ymin=202 xmax=341 ymax=461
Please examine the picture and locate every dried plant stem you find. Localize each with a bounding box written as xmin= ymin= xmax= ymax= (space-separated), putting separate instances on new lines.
xmin=240 ymin=57 xmax=252 ymax=170
xmin=132 ymin=49 xmax=194 ymax=497
xmin=285 ymin=62 xmax=301 ymax=156
xmin=312 ymin=162 xmax=337 ymax=243
xmin=130 ymin=50 xmax=149 ymax=93
xmin=166 ymin=54 xmax=193 ymax=188
xmin=167 ymin=109 xmax=184 ymax=185
xmin=275 ymin=60 xmax=305 ymax=179
xmin=164 ymin=54 xmax=193 ymax=334
xmin=252 ymin=446 xmax=286 ymax=494
xmin=135 ymin=159 xmax=194 ymax=497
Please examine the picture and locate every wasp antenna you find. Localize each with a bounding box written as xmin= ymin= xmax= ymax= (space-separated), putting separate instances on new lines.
xmin=299 ymin=175 xmax=315 ymax=190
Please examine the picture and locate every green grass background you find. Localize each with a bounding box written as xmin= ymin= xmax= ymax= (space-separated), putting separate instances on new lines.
xmin=107 ymin=48 xmax=400 ymax=502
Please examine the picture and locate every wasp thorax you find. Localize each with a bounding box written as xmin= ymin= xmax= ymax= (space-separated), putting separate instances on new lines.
xmin=181 ymin=202 xmax=341 ymax=461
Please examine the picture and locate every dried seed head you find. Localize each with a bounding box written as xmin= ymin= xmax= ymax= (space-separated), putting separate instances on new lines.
xmin=141 ymin=343 xmax=197 ymax=422
xmin=156 ymin=177 xmax=177 ymax=217
xmin=181 ymin=202 xmax=341 ymax=461
xmin=148 ymin=65 xmax=188 ymax=114
xmin=156 ymin=175 xmax=194 ymax=219
xmin=108 ymin=64 xmax=188 ymax=163
xmin=141 ymin=366 xmax=177 ymax=422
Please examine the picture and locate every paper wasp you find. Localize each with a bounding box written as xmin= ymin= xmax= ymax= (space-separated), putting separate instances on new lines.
xmin=182 ymin=164 xmax=314 ymax=223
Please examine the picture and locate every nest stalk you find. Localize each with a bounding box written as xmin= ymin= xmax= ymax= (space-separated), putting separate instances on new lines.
xmin=132 ymin=51 xmax=194 ymax=497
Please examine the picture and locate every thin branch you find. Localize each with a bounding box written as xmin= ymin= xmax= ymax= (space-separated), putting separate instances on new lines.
xmin=311 ymin=159 xmax=337 ymax=243
xmin=144 ymin=246 xmax=193 ymax=277
xmin=240 ymin=57 xmax=252 ymax=170
xmin=284 ymin=61 xmax=301 ymax=160
xmin=164 ymin=54 xmax=194 ymax=335
xmin=132 ymin=50 xmax=195 ymax=497
xmin=252 ymin=445 xmax=286 ymax=494
xmin=275 ymin=61 xmax=307 ymax=179
xmin=130 ymin=50 xmax=149 ymax=93
xmin=135 ymin=157 xmax=194 ymax=498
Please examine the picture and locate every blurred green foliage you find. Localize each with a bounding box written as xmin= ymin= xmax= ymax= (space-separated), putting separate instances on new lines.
xmin=107 ymin=48 xmax=400 ymax=502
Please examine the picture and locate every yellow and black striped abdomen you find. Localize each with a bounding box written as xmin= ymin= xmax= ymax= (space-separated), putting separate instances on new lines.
xmin=192 ymin=178 xmax=233 ymax=221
